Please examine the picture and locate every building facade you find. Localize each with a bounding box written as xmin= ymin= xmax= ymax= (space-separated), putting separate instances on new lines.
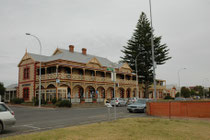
xmin=139 ymin=79 xmax=167 ymax=99
xmin=18 ymin=45 xmax=138 ymax=103
xmin=4 ymin=84 xmax=18 ymax=102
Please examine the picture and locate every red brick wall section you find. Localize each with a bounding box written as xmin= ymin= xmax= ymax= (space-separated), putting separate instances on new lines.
xmin=147 ymin=101 xmax=210 ymax=118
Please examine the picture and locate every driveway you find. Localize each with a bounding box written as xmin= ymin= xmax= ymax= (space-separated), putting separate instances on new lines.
xmin=1 ymin=105 xmax=146 ymax=137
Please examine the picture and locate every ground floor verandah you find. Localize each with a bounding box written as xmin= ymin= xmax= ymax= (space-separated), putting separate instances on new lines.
xmin=33 ymin=81 xmax=137 ymax=103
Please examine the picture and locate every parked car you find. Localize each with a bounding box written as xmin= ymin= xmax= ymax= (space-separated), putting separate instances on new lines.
xmin=110 ymin=98 xmax=127 ymax=107
xmin=127 ymin=98 xmax=151 ymax=113
xmin=193 ymin=96 xmax=200 ymax=100
xmin=174 ymin=97 xmax=186 ymax=101
xmin=185 ymin=98 xmax=193 ymax=101
xmin=0 ymin=102 xmax=16 ymax=133
xmin=127 ymin=97 xmax=138 ymax=105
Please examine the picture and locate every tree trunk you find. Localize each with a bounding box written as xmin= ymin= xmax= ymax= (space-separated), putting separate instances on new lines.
xmin=143 ymin=82 xmax=150 ymax=98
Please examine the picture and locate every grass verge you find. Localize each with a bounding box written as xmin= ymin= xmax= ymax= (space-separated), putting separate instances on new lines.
xmin=3 ymin=117 xmax=210 ymax=140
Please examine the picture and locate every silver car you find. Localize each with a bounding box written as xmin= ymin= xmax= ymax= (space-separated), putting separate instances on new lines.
xmin=110 ymin=98 xmax=127 ymax=107
xmin=127 ymin=99 xmax=151 ymax=113
xmin=127 ymin=97 xmax=138 ymax=105
xmin=0 ymin=102 xmax=16 ymax=133
xmin=174 ymin=97 xmax=186 ymax=101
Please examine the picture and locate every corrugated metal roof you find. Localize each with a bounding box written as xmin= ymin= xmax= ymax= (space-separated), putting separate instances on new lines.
xmin=6 ymin=84 xmax=18 ymax=90
xmin=28 ymin=53 xmax=50 ymax=62
xmin=28 ymin=48 xmax=122 ymax=68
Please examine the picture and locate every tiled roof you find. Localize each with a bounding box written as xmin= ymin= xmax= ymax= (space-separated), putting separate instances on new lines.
xmin=28 ymin=48 xmax=121 ymax=68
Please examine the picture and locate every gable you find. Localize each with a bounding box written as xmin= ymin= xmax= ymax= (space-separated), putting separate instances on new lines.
xmin=18 ymin=52 xmax=35 ymax=66
xmin=86 ymin=57 xmax=102 ymax=68
xmin=119 ymin=63 xmax=132 ymax=73
xmin=52 ymin=48 xmax=63 ymax=55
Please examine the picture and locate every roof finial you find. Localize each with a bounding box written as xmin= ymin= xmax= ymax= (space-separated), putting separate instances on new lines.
xmin=25 ymin=48 xmax=27 ymax=53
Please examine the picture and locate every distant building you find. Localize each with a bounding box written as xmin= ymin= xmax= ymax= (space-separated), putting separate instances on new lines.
xmin=4 ymin=84 xmax=18 ymax=102
xmin=139 ymin=79 xmax=167 ymax=99
xmin=165 ymin=86 xmax=177 ymax=98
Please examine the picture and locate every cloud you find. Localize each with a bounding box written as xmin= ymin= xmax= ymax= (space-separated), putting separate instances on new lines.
xmin=0 ymin=0 xmax=209 ymax=86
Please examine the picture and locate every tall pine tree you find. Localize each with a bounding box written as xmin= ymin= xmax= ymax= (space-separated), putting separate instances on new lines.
xmin=121 ymin=12 xmax=171 ymax=98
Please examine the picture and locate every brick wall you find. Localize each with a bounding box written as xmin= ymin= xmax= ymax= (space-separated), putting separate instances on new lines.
xmin=18 ymin=59 xmax=35 ymax=101
xmin=147 ymin=101 xmax=210 ymax=118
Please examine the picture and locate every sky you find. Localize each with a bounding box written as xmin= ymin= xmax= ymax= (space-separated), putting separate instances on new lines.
xmin=0 ymin=0 xmax=210 ymax=87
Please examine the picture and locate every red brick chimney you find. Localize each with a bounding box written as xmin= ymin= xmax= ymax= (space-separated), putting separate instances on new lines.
xmin=82 ymin=48 xmax=87 ymax=55
xmin=69 ymin=45 xmax=74 ymax=53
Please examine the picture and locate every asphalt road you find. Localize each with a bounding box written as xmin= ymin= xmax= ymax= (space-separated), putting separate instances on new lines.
xmin=1 ymin=105 xmax=146 ymax=138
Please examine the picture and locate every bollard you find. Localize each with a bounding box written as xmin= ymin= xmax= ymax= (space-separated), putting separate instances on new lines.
xmin=105 ymin=103 xmax=112 ymax=121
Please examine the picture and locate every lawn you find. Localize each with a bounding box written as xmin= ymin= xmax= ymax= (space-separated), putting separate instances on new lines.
xmin=3 ymin=117 xmax=210 ymax=140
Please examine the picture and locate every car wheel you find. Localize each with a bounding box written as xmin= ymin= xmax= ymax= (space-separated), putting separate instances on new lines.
xmin=129 ymin=110 xmax=133 ymax=113
xmin=0 ymin=122 xmax=3 ymax=134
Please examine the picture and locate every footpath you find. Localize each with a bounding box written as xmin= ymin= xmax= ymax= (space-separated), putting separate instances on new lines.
xmin=7 ymin=102 xmax=106 ymax=109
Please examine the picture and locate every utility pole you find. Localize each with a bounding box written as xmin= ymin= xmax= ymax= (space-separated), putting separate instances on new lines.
xmin=178 ymin=68 xmax=186 ymax=97
xmin=26 ymin=33 xmax=42 ymax=107
xmin=149 ymin=0 xmax=157 ymax=100
xmin=135 ymin=51 xmax=141 ymax=98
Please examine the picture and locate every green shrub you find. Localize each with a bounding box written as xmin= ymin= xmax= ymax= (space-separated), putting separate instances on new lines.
xmin=33 ymin=98 xmax=47 ymax=106
xmin=80 ymin=98 xmax=85 ymax=102
xmin=11 ymin=98 xmax=24 ymax=104
xmin=164 ymin=95 xmax=174 ymax=100
xmin=56 ymin=100 xmax=72 ymax=107
xmin=41 ymin=99 xmax=47 ymax=105
xmin=33 ymin=97 xmax=39 ymax=106
xmin=52 ymin=98 xmax=57 ymax=104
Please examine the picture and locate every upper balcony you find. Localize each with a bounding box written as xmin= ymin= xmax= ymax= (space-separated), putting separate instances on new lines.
xmin=35 ymin=66 xmax=136 ymax=85
xmin=146 ymin=80 xmax=166 ymax=90
xmin=36 ymin=73 xmax=136 ymax=85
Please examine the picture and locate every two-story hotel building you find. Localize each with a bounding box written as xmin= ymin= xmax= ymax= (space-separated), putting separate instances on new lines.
xmin=18 ymin=45 xmax=138 ymax=103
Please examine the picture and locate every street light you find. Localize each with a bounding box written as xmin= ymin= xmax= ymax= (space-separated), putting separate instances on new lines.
xmin=135 ymin=51 xmax=141 ymax=98
xmin=149 ymin=0 xmax=157 ymax=100
xmin=178 ymin=68 xmax=186 ymax=97
xmin=26 ymin=33 xmax=42 ymax=108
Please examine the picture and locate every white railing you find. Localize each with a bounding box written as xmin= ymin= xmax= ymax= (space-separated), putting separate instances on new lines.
xmin=72 ymin=74 xmax=83 ymax=80
xmin=96 ymin=77 xmax=105 ymax=82
xmin=36 ymin=72 xmax=136 ymax=85
xmin=85 ymin=98 xmax=93 ymax=103
xmin=97 ymin=98 xmax=104 ymax=102
xmin=85 ymin=75 xmax=95 ymax=81
xmin=71 ymin=98 xmax=80 ymax=103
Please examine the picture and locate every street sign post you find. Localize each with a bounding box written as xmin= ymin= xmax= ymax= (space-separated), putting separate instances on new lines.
xmin=107 ymin=67 xmax=116 ymax=120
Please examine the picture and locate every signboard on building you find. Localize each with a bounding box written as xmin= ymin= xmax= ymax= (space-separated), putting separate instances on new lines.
xmin=56 ymin=79 xmax=60 ymax=83
xmin=22 ymin=84 xmax=31 ymax=87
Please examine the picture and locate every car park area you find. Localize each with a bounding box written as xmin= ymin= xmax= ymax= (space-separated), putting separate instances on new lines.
xmin=0 ymin=105 xmax=146 ymax=137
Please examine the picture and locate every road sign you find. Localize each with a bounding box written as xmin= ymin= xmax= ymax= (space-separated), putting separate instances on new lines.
xmin=111 ymin=72 xmax=116 ymax=82
xmin=56 ymin=79 xmax=60 ymax=83
xmin=107 ymin=67 xmax=114 ymax=72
